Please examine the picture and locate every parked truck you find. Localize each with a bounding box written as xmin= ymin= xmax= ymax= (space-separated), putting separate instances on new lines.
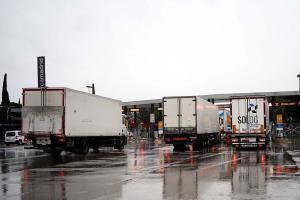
xmin=230 ymin=96 xmax=269 ymax=149
xmin=163 ymin=96 xmax=220 ymax=150
xmin=218 ymin=109 xmax=232 ymax=142
xmin=22 ymin=87 xmax=127 ymax=155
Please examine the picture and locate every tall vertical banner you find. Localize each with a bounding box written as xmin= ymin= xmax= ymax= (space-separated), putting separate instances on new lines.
xmin=276 ymin=114 xmax=283 ymax=124
xmin=37 ymin=56 xmax=46 ymax=88
xmin=276 ymin=114 xmax=284 ymax=128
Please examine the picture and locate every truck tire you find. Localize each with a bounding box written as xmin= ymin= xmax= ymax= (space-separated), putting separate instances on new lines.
xmin=173 ymin=144 xmax=185 ymax=151
xmin=51 ymin=149 xmax=62 ymax=157
xmin=122 ymin=136 xmax=127 ymax=146
xmin=113 ymin=137 xmax=126 ymax=150
xmin=78 ymin=140 xmax=89 ymax=154
xmin=92 ymin=146 xmax=99 ymax=152
xmin=17 ymin=140 xmax=22 ymax=145
xmin=192 ymin=142 xmax=200 ymax=151
xmin=114 ymin=144 xmax=124 ymax=150
xmin=259 ymin=144 xmax=266 ymax=150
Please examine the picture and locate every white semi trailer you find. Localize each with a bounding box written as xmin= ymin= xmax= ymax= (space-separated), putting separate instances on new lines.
xmin=163 ymin=96 xmax=220 ymax=150
xmin=219 ymin=109 xmax=232 ymax=140
xmin=230 ymin=96 xmax=269 ymax=149
xmin=22 ymin=87 xmax=127 ymax=155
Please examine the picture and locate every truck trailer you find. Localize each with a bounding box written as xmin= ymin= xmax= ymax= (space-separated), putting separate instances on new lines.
xmin=163 ymin=96 xmax=220 ymax=150
xmin=230 ymin=96 xmax=269 ymax=149
xmin=219 ymin=109 xmax=232 ymax=142
xmin=22 ymin=87 xmax=127 ymax=155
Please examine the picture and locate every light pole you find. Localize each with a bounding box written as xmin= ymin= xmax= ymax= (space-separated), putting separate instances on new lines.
xmin=86 ymin=83 xmax=95 ymax=94
xmin=297 ymin=73 xmax=300 ymax=92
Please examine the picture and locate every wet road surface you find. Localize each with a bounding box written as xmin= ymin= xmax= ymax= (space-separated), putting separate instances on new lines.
xmin=0 ymin=139 xmax=299 ymax=200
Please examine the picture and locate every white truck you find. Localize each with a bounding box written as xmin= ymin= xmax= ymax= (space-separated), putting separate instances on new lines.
xmin=163 ymin=96 xmax=220 ymax=150
xmin=230 ymin=96 xmax=269 ymax=149
xmin=218 ymin=109 xmax=232 ymax=141
xmin=22 ymin=87 xmax=127 ymax=155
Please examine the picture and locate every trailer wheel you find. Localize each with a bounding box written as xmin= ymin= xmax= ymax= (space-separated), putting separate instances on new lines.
xmin=51 ymin=149 xmax=62 ymax=157
xmin=114 ymin=144 xmax=124 ymax=150
xmin=17 ymin=140 xmax=22 ymax=145
xmin=92 ymin=146 xmax=99 ymax=152
xmin=260 ymin=144 xmax=266 ymax=150
xmin=192 ymin=143 xmax=200 ymax=151
xmin=114 ymin=137 xmax=126 ymax=150
xmin=78 ymin=139 xmax=89 ymax=154
xmin=173 ymin=144 xmax=185 ymax=151
xmin=122 ymin=136 xmax=127 ymax=146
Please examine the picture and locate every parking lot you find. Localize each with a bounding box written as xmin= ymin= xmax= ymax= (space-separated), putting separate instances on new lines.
xmin=0 ymin=138 xmax=299 ymax=200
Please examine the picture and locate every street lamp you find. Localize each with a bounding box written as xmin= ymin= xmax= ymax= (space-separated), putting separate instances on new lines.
xmin=297 ymin=73 xmax=300 ymax=92
xmin=86 ymin=83 xmax=95 ymax=94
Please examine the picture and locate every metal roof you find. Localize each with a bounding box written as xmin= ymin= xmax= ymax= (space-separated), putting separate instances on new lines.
xmin=122 ymin=91 xmax=299 ymax=106
xmin=199 ymin=91 xmax=299 ymax=100
xmin=122 ymin=99 xmax=161 ymax=106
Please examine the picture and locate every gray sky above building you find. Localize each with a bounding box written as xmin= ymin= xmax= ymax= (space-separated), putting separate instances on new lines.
xmin=0 ymin=0 xmax=299 ymax=102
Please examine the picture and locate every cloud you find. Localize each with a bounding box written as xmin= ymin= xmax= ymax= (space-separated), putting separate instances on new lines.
xmin=0 ymin=0 xmax=299 ymax=102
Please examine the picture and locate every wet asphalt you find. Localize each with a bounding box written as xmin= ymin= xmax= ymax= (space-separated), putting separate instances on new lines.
xmin=0 ymin=138 xmax=299 ymax=200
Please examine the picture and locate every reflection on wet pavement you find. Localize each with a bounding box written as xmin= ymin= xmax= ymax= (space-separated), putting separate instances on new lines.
xmin=0 ymin=139 xmax=299 ymax=200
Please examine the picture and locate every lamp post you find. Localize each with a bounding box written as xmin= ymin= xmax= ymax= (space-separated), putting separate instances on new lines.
xmin=86 ymin=83 xmax=95 ymax=94
xmin=297 ymin=73 xmax=300 ymax=92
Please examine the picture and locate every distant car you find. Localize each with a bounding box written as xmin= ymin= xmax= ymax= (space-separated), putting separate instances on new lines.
xmin=5 ymin=130 xmax=26 ymax=145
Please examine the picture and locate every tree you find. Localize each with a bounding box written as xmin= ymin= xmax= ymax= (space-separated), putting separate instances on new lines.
xmin=1 ymin=73 xmax=10 ymax=108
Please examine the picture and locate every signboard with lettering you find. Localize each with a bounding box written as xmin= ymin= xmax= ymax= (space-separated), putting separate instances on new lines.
xmin=158 ymin=121 xmax=163 ymax=134
xmin=276 ymin=114 xmax=284 ymax=128
xmin=231 ymin=97 xmax=265 ymax=133
xmin=276 ymin=114 xmax=283 ymax=124
xmin=37 ymin=56 xmax=46 ymax=88
xmin=150 ymin=113 xmax=155 ymax=123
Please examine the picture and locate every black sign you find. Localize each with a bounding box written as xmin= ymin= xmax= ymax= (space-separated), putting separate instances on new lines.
xmin=37 ymin=56 xmax=46 ymax=88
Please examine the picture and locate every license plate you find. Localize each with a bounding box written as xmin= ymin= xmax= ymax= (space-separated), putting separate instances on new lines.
xmin=173 ymin=137 xmax=187 ymax=141
xmin=249 ymin=138 xmax=256 ymax=142
xmin=36 ymin=138 xmax=51 ymax=145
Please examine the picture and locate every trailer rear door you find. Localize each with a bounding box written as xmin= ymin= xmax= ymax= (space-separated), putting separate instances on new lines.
xmin=163 ymin=98 xmax=179 ymax=128
xmin=163 ymin=97 xmax=196 ymax=134
xmin=232 ymin=97 xmax=265 ymax=134
xmin=247 ymin=98 xmax=265 ymax=133
xmin=180 ymin=97 xmax=196 ymax=128
xmin=22 ymin=89 xmax=64 ymax=137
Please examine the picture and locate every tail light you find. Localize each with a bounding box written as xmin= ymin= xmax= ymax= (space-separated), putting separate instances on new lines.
xmin=260 ymin=125 xmax=264 ymax=133
xmin=232 ymin=138 xmax=238 ymax=142
xmin=56 ymin=135 xmax=65 ymax=143
xmin=233 ymin=125 xmax=236 ymax=133
xmin=58 ymin=138 xmax=65 ymax=142
xmin=259 ymin=138 xmax=265 ymax=142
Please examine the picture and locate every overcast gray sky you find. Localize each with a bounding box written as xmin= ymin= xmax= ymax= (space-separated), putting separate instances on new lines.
xmin=0 ymin=0 xmax=299 ymax=102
